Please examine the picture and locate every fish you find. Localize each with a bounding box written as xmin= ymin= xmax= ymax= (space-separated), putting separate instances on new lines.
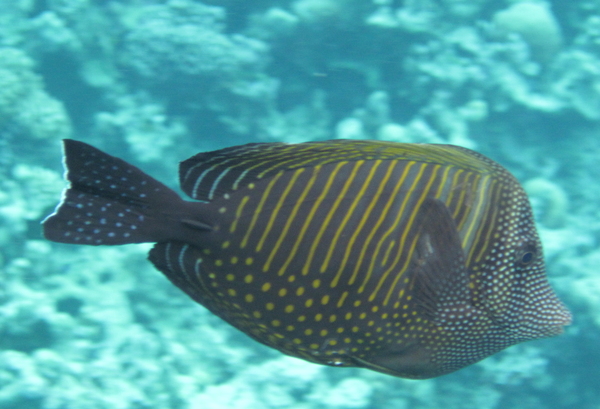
xmin=42 ymin=139 xmax=571 ymax=379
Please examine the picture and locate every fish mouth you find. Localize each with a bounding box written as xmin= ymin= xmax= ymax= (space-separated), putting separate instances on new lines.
xmin=543 ymin=306 xmax=572 ymax=336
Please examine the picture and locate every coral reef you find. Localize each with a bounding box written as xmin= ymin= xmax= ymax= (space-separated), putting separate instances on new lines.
xmin=1 ymin=0 xmax=599 ymax=408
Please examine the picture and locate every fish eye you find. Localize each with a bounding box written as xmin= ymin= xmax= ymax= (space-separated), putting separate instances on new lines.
xmin=520 ymin=251 xmax=534 ymax=264
xmin=516 ymin=244 xmax=537 ymax=266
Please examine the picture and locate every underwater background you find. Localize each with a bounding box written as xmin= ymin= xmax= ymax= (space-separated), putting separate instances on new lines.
xmin=0 ymin=0 xmax=598 ymax=408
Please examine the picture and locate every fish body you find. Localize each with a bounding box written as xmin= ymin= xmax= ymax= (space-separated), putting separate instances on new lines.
xmin=43 ymin=139 xmax=571 ymax=379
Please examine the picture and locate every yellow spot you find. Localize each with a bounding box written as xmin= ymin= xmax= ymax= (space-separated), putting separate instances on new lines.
xmin=329 ymin=339 xmax=337 ymax=346
xmin=215 ymin=260 xmax=223 ymax=266
xmin=253 ymin=311 xmax=261 ymax=318
xmin=337 ymin=327 xmax=344 ymax=333
xmin=288 ymin=275 xmax=296 ymax=282
xmin=305 ymin=329 xmax=313 ymax=336
xmin=226 ymin=274 xmax=235 ymax=281
xmin=244 ymin=274 xmax=254 ymax=284
xmin=381 ymin=313 xmax=388 ymax=319
xmin=248 ymin=183 xmax=255 ymax=189
xmin=278 ymin=288 xmax=287 ymax=297
xmin=203 ymin=249 xmax=211 ymax=255
xmin=321 ymin=295 xmax=330 ymax=305
xmin=305 ymin=299 xmax=314 ymax=308
xmin=468 ymin=282 xmax=475 ymax=289
xmin=208 ymin=273 xmax=216 ymax=279
xmin=371 ymin=306 xmax=379 ymax=313
xmin=285 ymin=305 xmax=294 ymax=313
xmin=329 ymin=314 xmax=337 ymax=323
xmin=211 ymin=282 xmax=218 ymax=288
xmin=315 ymin=313 xmax=323 ymax=322
xmin=262 ymin=282 xmax=271 ymax=292
xmin=222 ymin=241 xmax=230 ymax=249
xmin=393 ymin=301 xmax=400 ymax=309
xmin=245 ymin=294 xmax=254 ymax=303
xmin=245 ymin=257 xmax=254 ymax=265
xmin=353 ymin=300 xmax=361 ymax=307
xmin=286 ymin=325 xmax=295 ymax=331
xmin=367 ymin=320 xmax=374 ymax=326
xmin=312 ymin=279 xmax=321 ymax=288
xmin=320 ymin=329 xmax=328 ymax=337
xmin=351 ymin=347 xmax=358 ymax=352
xmin=275 ymin=333 xmax=284 ymax=339
xmin=266 ymin=302 xmax=275 ymax=310
xmin=219 ymin=207 xmax=226 ymax=214
xmin=298 ymin=315 xmax=306 ymax=322
xmin=310 ymin=343 xmax=319 ymax=349
xmin=344 ymin=338 xmax=352 ymax=344
xmin=359 ymin=312 xmax=367 ymax=319
xmin=231 ymin=256 xmax=238 ymax=264
xmin=293 ymin=338 xmax=302 ymax=344
xmin=227 ymin=289 xmax=237 ymax=296
xmin=272 ymin=320 xmax=281 ymax=327
xmin=296 ymin=287 xmax=305 ymax=296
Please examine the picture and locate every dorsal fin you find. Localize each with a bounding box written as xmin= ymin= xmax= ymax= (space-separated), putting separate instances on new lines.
xmin=178 ymin=140 xmax=497 ymax=201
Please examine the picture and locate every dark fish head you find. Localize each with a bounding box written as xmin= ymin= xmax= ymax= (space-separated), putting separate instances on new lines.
xmin=479 ymin=183 xmax=572 ymax=336
xmin=416 ymin=174 xmax=572 ymax=379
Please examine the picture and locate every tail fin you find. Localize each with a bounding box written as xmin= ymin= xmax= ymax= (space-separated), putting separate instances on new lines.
xmin=43 ymin=139 xmax=204 ymax=246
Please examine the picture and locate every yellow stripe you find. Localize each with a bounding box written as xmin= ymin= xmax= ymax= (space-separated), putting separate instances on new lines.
xmin=434 ymin=165 xmax=453 ymax=199
xmin=331 ymin=160 xmax=394 ymax=288
xmin=257 ymin=168 xmax=305 ymax=254
xmin=276 ymin=164 xmax=338 ymax=276
xmin=362 ymin=162 xmax=431 ymax=294
xmin=456 ymin=173 xmax=480 ymax=232
xmin=447 ymin=169 xmax=464 ymax=217
xmin=452 ymin=172 xmax=473 ymax=223
xmin=240 ymin=171 xmax=283 ymax=249
xmin=381 ymin=240 xmax=396 ymax=267
xmin=347 ymin=161 xmax=411 ymax=286
xmin=460 ymin=174 xmax=491 ymax=252
xmin=372 ymin=164 xmax=441 ymax=304
xmin=336 ymin=291 xmax=349 ymax=308
xmin=472 ymin=180 xmax=501 ymax=264
xmin=257 ymin=145 xmax=326 ymax=177
xmin=302 ymin=162 xmax=350 ymax=276
xmin=305 ymin=161 xmax=362 ymax=274
xmin=262 ymin=166 xmax=320 ymax=274
xmin=383 ymin=235 xmax=419 ymax=306
xmin=230 ymin=195 xmax=250 ymax=233
xmin=320 ymin=160 xmax=369 ymax=273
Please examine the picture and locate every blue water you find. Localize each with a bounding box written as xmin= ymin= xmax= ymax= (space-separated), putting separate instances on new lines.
xmin=0 ymin=0 xmax=598 ymax=408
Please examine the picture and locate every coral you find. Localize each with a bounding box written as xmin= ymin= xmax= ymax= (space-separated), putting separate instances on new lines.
xmin=492 ymin=2 xmax=563 ymax=63
xmin=0 ymin=47 xmax=72 ymax=142
xmin=120 ymin=0 xmax=267 ymax=86
xmin=1 ymin=0 xmax=600 ymax=408
xmin=524 ymin=177 xmax=569 ymax=229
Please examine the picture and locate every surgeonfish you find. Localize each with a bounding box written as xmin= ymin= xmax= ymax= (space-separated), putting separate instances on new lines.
xmin=43 ymin=139 xmax=571 ymax=379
